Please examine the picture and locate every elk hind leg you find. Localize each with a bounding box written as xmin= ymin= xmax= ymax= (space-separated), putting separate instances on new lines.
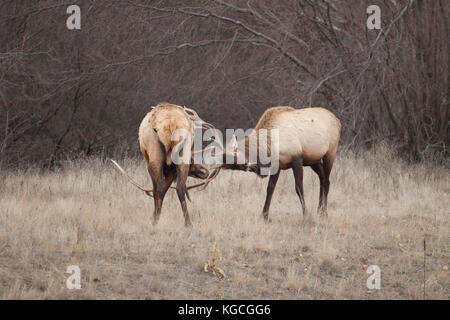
xmin=155 ymin=166 xmax=177 ymax=224
xmin=175 ymin=164 xmax=192 ymax=227
xmin=148 ymin=164 xmax=175 ymax=226
xmin=149 ymin=167 xmax=164 ymax=225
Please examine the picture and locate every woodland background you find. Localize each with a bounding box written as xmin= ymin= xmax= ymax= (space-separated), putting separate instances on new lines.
xmin=0 ymin=0 xmax=449 ymax=168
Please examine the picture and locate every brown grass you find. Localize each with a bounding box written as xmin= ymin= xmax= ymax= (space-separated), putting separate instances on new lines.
xmin=0 ymin=145 xmax=448 ymax=299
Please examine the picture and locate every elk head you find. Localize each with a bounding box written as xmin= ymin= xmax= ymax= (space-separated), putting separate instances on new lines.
xmin=216 ymin=131 xmax=278 ymax=177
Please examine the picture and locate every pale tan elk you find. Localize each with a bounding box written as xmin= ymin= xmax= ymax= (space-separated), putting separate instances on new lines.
xmin=111 ymin=102 xmax=219 ymax=227
xmin=220 ymin=106 xmax=341 ymax=220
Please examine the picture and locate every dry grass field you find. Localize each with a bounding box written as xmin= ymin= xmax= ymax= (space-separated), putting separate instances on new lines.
xmin=0 ymin=145 xmax=448 ymax=300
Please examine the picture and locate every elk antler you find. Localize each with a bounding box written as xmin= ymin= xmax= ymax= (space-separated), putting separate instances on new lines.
xmin=185 ymin=167 xmax=221 ymax=191
xmin=111 ymin=159 xmax=220 ymax=197
xmin=183 ymin=106 xmax=216 ymax=131
xmin=110 ymin=159 xmax=160 ymax=196
xmin=182 ymin=105 xmax=225 ymax=159
xmin=182 ymin=107 xmax=225 ymax=189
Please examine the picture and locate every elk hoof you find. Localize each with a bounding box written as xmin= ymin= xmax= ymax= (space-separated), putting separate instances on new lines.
xmin=262 ymin=214 xmax=272 ymax=223
xmin=185 ymin=220 xmax=193 ymax=228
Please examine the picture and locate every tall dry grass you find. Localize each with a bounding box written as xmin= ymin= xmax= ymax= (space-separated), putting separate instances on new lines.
xmin=0 ymin=145 xmax=448 ymax=299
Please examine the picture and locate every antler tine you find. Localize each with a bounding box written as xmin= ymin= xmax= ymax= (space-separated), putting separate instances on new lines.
xmin=191 ymin=126 xmax=225 ymax=156
xmin=198 ymin=167 xmax=221 ymax=190
xmin=183 ymin=106 xmax=199 ymax=117
xmin=185 ymin=181 xmax=208 ymax=190
xmin=110 ymin=159 xmax=154 ymax=196
xmin=183 ymin=106 xmax=215 ymax=129
xmin=185 ymin=167 xmax=221 ymax=191
xmin=110 ymin=159 xmax=177 ymax=197
xmin=201 ymin=121 xmax=215 ymax=130
xmin=182 ymin=106 xmax=221 ymax=150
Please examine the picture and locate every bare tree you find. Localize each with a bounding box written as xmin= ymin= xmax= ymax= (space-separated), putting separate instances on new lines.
xmin=0 ymin=0 xmax=448 ymax=168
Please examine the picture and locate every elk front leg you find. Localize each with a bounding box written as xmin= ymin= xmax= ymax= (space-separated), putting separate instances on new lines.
xmin=262 ymin=170 xmax=280 ymax=221
xmin=292 ymin=157 xmax=306 ymax=216
xmin=320 ymin=154 xmax=334 ymax=216
xmin=311 ymin=162 xmax=326 ymax=215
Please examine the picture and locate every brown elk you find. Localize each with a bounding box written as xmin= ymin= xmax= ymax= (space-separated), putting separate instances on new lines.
xmin=219 ymin=106 xmax=341 ymax=220
xmin=111 ymin=102 xmax=219 ymax=227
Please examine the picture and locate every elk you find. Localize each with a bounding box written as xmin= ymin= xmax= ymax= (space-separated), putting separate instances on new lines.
xmin=111 ymin=102 xmax=219 ymax=227
xmin=220 ymin=106 xmax=341 ymax=220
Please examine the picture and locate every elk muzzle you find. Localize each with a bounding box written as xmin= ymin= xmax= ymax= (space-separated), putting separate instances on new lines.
xmin=188 ymin=164 xmax=209 ymax=180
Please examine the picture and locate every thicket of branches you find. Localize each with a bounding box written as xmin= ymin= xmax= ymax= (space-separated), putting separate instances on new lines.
xmin=0 ymin=0 xmax=448 ymax=168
